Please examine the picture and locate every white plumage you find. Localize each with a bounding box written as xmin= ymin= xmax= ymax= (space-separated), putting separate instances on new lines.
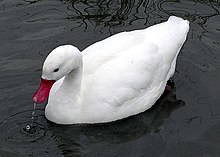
xmin=34 ymin=16 xmax=189 ymax=124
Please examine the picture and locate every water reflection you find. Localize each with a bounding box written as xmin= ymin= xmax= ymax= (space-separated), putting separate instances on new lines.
xmin=59 ymin=0 xmax=220 ymax=33
xmin=60 ymin=0 xmax=156 ymax=32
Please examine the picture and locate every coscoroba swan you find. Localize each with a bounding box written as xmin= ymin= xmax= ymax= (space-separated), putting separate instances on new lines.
xmin=32 ymin=16 xmax=189 ymax=124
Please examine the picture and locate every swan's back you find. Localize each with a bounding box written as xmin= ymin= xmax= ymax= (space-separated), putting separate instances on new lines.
xmin=82 ymin=16 xmax=189 ymax=74
xmin=79 ymin=16 xmax=189 ymax=122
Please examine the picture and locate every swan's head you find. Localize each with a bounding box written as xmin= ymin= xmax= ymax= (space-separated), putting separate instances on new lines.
xmin=32 ymin=45 xmax=82 ymax=103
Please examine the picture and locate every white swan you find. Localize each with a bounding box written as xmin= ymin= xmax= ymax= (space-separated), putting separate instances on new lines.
xmin=32 ymin=16 xmax=189 ymax=124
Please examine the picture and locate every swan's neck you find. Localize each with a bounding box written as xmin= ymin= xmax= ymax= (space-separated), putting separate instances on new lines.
xmin=63 ymin=62 xmax=83 ymax=98
xmin=59 ymin=59 xmax=83 ymax=106
xmin=46 ymin=59 xmax=83 ymax=124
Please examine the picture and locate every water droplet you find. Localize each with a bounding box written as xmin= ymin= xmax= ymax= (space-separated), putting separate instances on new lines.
xmin=33 ymin=103 xmax=37 ymax=110
xmin=26 ymin=125 xmax=31 ymax=130
xmin=31 ymin=103 xmax=37 ymax=120
xmin=23 ymin=123 xmax=37 ymax=134
xmin=23 ymin=103 xmax=38 ymax=134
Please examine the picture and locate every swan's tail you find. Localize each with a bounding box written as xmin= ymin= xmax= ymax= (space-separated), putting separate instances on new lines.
xmin=142 ymin=16 xmax=189 ymax=66
xmin=165 ymin=16 xmax=189 ymax=60
xmin=167 ymin=16 xmax=189 ymax=36
xmin=165 ymin=16 xmax=189 ymax=79
xmin=154 ymin=16 xmax=189 ymax=62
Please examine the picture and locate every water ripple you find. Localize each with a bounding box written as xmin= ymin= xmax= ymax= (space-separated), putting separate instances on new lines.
xmin=0 ymin=109 xmax=63 ymax=156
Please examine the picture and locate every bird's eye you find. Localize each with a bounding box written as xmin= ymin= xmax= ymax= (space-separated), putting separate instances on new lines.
xmin=54 ymin=68 xmax=59 ymax=72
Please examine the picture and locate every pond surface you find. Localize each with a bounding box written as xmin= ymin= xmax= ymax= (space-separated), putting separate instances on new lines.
xmin=0 ymin=0 xmax=220 ymax=156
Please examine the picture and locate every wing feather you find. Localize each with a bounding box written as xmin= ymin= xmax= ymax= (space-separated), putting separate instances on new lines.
xmin=82 ymin=31 xmax=144 ymax=74
xmin=82 ymin=39 xmax=163 ymax=107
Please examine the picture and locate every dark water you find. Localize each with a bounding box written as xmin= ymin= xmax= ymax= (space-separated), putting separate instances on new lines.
xmin=0 ymin=0 xmax=220 ymax=156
